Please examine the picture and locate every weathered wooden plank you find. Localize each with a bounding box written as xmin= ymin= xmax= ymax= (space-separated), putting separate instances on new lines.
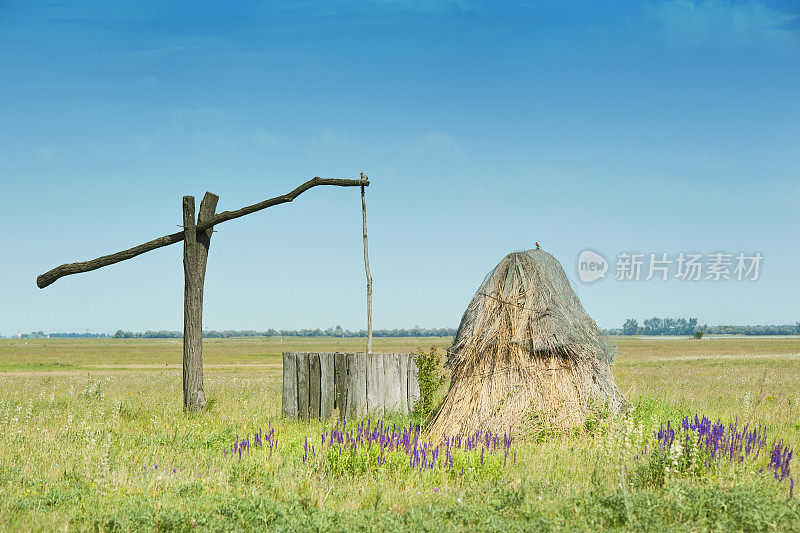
xmin=383 ymin=353 xmax=403 ymax=414
xmin=296 ymin=352 xmax=310 ymax=422
xmin=398 ymin=353 xmax=409 ymax=415
xmin=320 ymin=353 xmax=335 ymax=420
xmin=345 ymin=353 xmax=356 ymax=419
xmin=334 ymin=352 xmax=347 ymax=419
xmin=408 ymin=356 xmax=420 ymax=412
xmin=282 ymin=351 xmax=298 ymax=419
xmin=309 ymin=353 xmax=321 ymax=420
xmin=346 ymin=353 xmax=367 ymax=419
xmin=366 ymin=353 xmax=384 ymax=417
xmin=357 ymin=353 xmax=368 ymax=418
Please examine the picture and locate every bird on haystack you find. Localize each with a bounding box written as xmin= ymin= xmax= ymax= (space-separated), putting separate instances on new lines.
xmin=535 ymin=242 xmax=541 ymax=250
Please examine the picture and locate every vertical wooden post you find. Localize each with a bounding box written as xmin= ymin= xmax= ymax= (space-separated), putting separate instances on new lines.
xmin=320 ymin=353 xmax=335 ymax=420
xmin=361 ymin=176 xmax=372 ymax=355
xmin=309 ymin=353 xmax=321 ymax=420
xmin=346 ymin=352 xmax=367 ymax=419
xmin=282 ymin=351 xmax=298 ymax=419
xmin=334 ymin=352 xmax=347 ymax=420
xmin=399 ymin=354 xmax=409 ymax=414
xmin=408 ymin=357 xmax=420 ymax=412
xmin=366 ymin=352 xmax=384 ymax=417
xmin=182 ymin=192 xmax=218 ymax=412
xmin=297 ymin=352 xmax=310 ymax=422
xmin=383 ymin=353 xmax=403 ymax=414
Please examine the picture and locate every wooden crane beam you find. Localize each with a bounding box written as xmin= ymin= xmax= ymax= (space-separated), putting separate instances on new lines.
xmin=36 ymin=177 xmax=369 ymax=288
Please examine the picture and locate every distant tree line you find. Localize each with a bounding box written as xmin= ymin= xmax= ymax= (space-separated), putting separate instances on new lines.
xmin=50 ymin=332 xmax=111 ymax=338
xmin=6 ymin=321 xmax=800 ymax=339
xmin=111 ymin=326 xmax=457 ymax=339
xmin=2 ymin=328 xmax=456 ymax=339
xmin=697 ymin=323 xmax=800 ymax=336
xmin=619 ymin=318 xmax=700 ymax=336
xmin=606 ymin=318 xmax=800 ymax=336
xmin=9 ymin=331 xmax=111 ymax=339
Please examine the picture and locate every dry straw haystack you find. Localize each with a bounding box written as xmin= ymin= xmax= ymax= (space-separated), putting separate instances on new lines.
xmin=428 ymin=248 xmax=623 ymax=437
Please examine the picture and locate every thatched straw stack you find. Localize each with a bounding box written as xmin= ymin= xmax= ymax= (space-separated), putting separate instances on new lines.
xmin=428 ymin=248 xmax=623 ymax=437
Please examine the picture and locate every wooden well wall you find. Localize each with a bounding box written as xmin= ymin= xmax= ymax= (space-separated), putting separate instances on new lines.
xmin=282 ymin=352 xmax=420 ymax=420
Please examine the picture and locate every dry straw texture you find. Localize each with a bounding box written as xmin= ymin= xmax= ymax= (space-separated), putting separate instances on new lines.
xmin=428 ymin=249 xmax=623 ymax=437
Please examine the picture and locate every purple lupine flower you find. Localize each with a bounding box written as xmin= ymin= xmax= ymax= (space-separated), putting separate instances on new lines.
xmin=287 ymin=421 xmax=517 ymax=475
xmin=768 ymin=440 xmax=793 ymax=481
xmin=641 ymin=413 xmax=793 ymax=493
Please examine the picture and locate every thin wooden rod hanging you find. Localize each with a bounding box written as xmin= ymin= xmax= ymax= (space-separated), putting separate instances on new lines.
xmin=361 ymin=172 xmax=373 ymax=355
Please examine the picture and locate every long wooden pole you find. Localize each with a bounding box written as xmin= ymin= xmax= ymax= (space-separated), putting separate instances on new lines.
xmin=36 ymin=176 xmax=369 ymax=288
xmin=361 ymin=173 xmax=372 ymax=355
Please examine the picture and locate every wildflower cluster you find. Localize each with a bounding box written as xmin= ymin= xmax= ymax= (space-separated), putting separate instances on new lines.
xmin=225 ymin=423 xmax=277 ymax=461
xmin=314 ymin=419 xmax=515 ymax=478
xmin=659 ymin=416 xmax=770 ymax=462
xmin=767 ymin=440 xmax=793 ymax=485
xmin=632 ymin=414 xmax=795 ymax=497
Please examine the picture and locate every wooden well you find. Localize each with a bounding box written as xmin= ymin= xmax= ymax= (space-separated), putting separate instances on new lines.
xmin=282 ymin=352 xmax=420 ymax=420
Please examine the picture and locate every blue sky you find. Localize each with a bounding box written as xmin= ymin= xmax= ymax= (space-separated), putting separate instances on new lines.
xmin=1 ymin=0 xmax=798 ymax=334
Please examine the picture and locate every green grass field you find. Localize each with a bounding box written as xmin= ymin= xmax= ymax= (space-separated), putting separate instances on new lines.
xmin=0 ymin=336 xmax=798 ymax=531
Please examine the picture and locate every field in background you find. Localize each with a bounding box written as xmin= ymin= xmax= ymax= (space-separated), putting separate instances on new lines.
xmin=0 ymin=336 xmax=452 ymax=371
xmin=1 ymin=336 xmax=798 ymax=531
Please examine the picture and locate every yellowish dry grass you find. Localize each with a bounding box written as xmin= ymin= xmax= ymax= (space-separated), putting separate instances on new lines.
xmin=0 ymin=336 xmax=797 ymax=531
xmin=0 ymin=337 xmax=453 ymax=371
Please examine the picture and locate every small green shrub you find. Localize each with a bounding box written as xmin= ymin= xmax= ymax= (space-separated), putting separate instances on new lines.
xmin=412 ymin=346 xmax=447 ymax=425
xmin=118 ymin=402 xmax=142 ymax=421
xmin=80 ymin=377 xmax=102 ymax=400
xmin=204 ymin=396 xmax=218 ymax=413
xmin=583 ymin=399 xmax=614 ymax=435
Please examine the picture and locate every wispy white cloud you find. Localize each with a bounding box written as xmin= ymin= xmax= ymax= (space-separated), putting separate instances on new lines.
xmin=305 ymin=129 xmax=366 ymax=169
xmin=130 ymin=108 xmax=269 ymax=153
xmin=252 ymin=0 xmax=479 ymax=16
xmin=34 ymin=147 xmax=57 ymax=166
xmin=408 ymin=131 xmax=463 ymax=159
xmin=131 ymin=108 xmax=283 ymax=155
xmin=172 ymin=108 xmax=226 ymax=126
xmin=364 ymin=0 xmax=479 ymax=14
xmin=647 ymin=0 xmax=799 ymax=48
xmin=253 ymin=127 xmax=278 ymax=147
xmin=171 ymin=108 xmax=227 ymax=138
xmin=130 ymin=134 xmax=157 ymax=150
xmin=131 ymin=45 xmax=201 ymax=59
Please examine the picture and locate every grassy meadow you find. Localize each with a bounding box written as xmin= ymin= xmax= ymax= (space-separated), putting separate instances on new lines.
xmin=0 ymin=336 xmax=798 ymax=531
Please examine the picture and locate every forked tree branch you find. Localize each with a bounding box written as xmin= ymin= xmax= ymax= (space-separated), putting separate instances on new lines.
xmin=36 ymin=177 xmax=369 ymax=288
